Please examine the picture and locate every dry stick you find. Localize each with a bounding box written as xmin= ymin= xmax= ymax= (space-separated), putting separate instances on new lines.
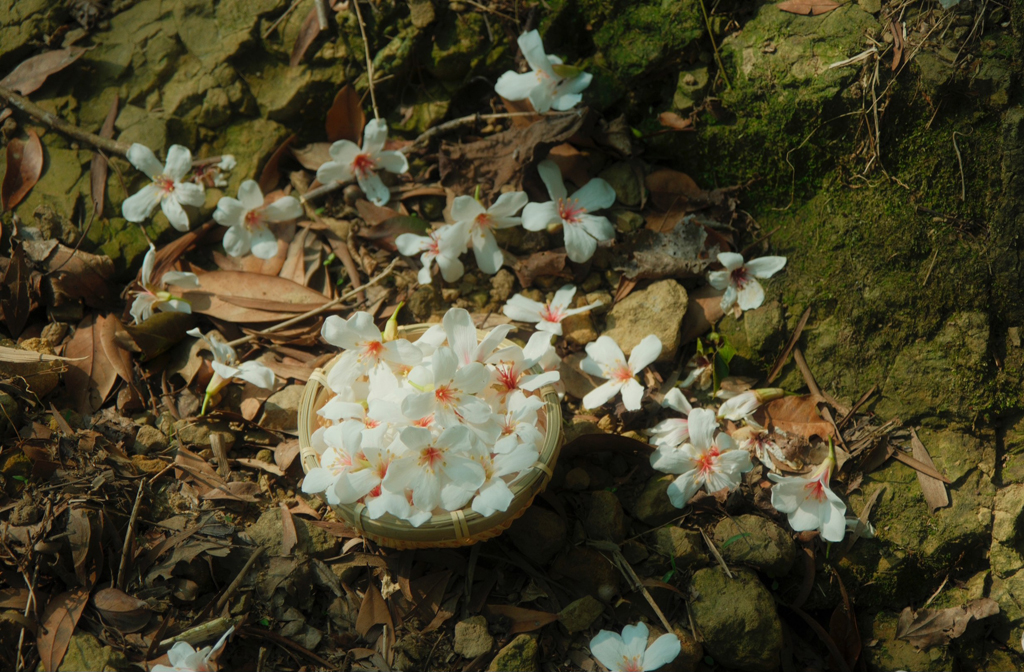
xmin=952 ymin=130 xmax=966 ymax=202
xmin=14 ymin=561 xmax=38 ymax=672
xmin=225 ymin=257 xmax=398 ymax=348
xmin=697 ymin=0 xmax=731 ymax=89
xmin=766 ymin=306 xmax=811 ymax=384
xmin=314 ymin=0 xmax=329 ymax=30
xmin=792 ymin=348 xmax=851 ymax=454
xmin=352 ymin=0 xmax=380 ymax=120
xmin=837 ymin=384 xmax=878 ymax=430
xmin=215 ymin=547 xmax=266 ymax=613
xmin=116 ymin=481 xmax=146 ymax=591
xmin=700 ymin=529 xmax=733 ymax=579
xmin=262 ymin=0 xmax=304 ymax=38
xmin=0 ymin=85 xmax=131 ymax=156
xmin=160 ymin=616 xmax=238 ymax=648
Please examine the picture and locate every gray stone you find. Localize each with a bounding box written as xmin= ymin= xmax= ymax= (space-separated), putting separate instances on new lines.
xmin=713 ymin=514 xmax=796 ymax=576
xmin=585 ymin=491 xmax=627 ymax=543
xmin=133 ymin=425 xmax=168 ymax=455
xmin=174 ymin=419 xmax=236 ymax=450
xmin=563 ymin=467 xmax=590 ymax=491
xmin=630 ymin=474 xmax=680 ymax=526
xmin=863 ymin=611 xmax=954 ymax=672
xmin=690 ymin=567 xmax=783 ymax=672
xmin=454 ymin=615 xmax=493 ymax=658
xmin=991 ymin=485 xmax=1024 ymax=577
xmin=558 ymin=595 xmax=604 ymax=634
xmin=598 ymin=163 xmax=642 ymax=207
xmin=508 ymin=507 xmax=566 ymax=566
xmin=261 ymin=384 xmax=306 ymax=431
xmin=59 ymin=632 xmax=127 ymax=672
xmin=602 ymin=280 xmax=689 ymax=362
xmin=246 ymin=507 xmax=339 ymax=557
xmin=651 ymin=527 xmax=707 ymax=566
xmin=487 ymin=634 xmax=537 ymax=672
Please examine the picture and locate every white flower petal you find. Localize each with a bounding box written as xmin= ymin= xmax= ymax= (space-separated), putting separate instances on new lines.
xmin=174 ymin=181 xmax=206 ymax=207
xmin=536 ymin=159 xmax=568 ymax=201
xmin=121 ymin=184 xmax=161 ymax=222
xmin=577 ymin=214 xmax=616 ymax=243
xmin=585 ymin=335 xmax=627 ymax=371
xmin=362 ymin=118 xmax=388 ymax=156
xmin=736 ymin=279 xmax=766 ymax=311
xmin=163 ymin=145 xmax=193 ymax=180
xmin=237 ymin=180 xmax=264 ymax=211
xmin=589 ymin=631 xmax=626 ymax=672
xmin=745 ymin=256 xmax=787 ymax=278
xmin=234 ymin=361 xmax=275 ymax=389
xmin=583 ymin=380 xmax=622 ymax=409
xmin=627 ymin=334 xmax=663 ymax=372
xmin=573 ymin=177 xmax=616 ymax=212
xmin=521 ymin=201 xmax=561 ymax=231
xmin=563 ymin=221 xmax=598 ymax=263
xmin=161 ymin=196 xmax=191 ymax=232
xmin=222 ymin=225 xmax=251 ymax=257
xmin=667 ymin=470 xmax=703 ymax=508
xmin=642 ymin=635 xmax=682 ymax=671
xmin=263 ymin=196 xmax=303 ymax=222
xmin=357 ymin=172 xmax=391 ymax=207
xmin=517 ymin=30 xmax=554 ymax=76
xmin=161 ymin=271 xmax=200 ymax=288
xmin=471 ymin=229 xmax=504 ymax=275
xmin=214 ymin=196 xmax=246 ymax=228
xmin=376 ymin=150 xmax=408 ymax=175
xmin=451 ymin=195 xmax=486 ymax=223
xmin=686 ymin=408 xmax=718 ymax=451
xmin=472 ymin=478 xmax=514 ymax=517
xmin=250 ymin=226 xmax=280 ymax=260
xmin=317 ymin=159 xmax=355 ymax=185
xmin=488 ymin=191 xmax=529 ymax=218
xmin=127 ymin=144 xmax=164 ymax=178
xmin=620 ymin=378 xmax=645 ymax=411
xmin=716 ymin=252 xmax=745 ymax=271
xmin=495 ymin=71 xmax=541 ymax=102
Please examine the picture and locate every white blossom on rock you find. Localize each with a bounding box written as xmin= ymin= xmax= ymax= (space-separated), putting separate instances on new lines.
xmin=494 ymin=30 xmax=592 ymax=113
xmin=122 ymin=144 xmax=206 ymax=231
xmin=769 ymin=442 xmax=847 ymax=542
xmin=396 ymin=224 xmax=469 ymax=285
xmin=708 ymin=252 xmax=787 ymax=313
xmin=130 ymin=244 xmax=200 ymax=324
xmin=151 ymin=626 xmax=233 ymax=672
xmin=589 ymin=622 xmax=681 ymax=672
xmin=213 ymin=180 xmax=303 ymax=259
xmin=451 ymin=192 xmax=527 ymax=274
xmin=187 ymin=328 xmax=275 ymax=414
xmin=522 ymin=160 xmax=616 ymax=263
xmin=502 ymin=284 xmax=602 ymax=336
xmin=581 ymin=334 xmax=662 ymax=411
xmin=651 ymin=407 xmax=753 ymax=508
xmin=316 ymin=119 xmax=408 ymax=206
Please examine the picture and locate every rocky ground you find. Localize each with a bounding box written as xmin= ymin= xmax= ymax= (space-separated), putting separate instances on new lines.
xmin=1 ymin=0 xmax=1024 ymax=671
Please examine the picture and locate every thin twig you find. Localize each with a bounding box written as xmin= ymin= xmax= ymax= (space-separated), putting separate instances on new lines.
xmin=215 ymin=547 xmax=266 ymax=612
xmin=700 ymin=529 xmax=733 ymax=579
xmin=766 ymin=307 xmax=811 ymax=384
xmin=314 ymin=0 xmax=329 ymax=30
xmin=14 ymin=561 xmax=38 ymax=672
xmin=352 ymin=0 xmax=380 ymax=120
xmin=116 ymin=481 xmax=145 ymax=590
xmin=262 ymin=0 xmax=304 ymax=38
xmin=225 ymin=257 xmax=398 ymax=347
xmin=697 ymin=0 xmax=731 ymax=89
xmin=952 ymin=131 xmax=966 ymax=201
xmin=0 ymin=85 xmax=131 ymax=156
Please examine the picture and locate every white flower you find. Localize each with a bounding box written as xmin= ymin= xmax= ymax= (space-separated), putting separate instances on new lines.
xmin=522 ymin=160 xmax=616 ymax=263
xmin=451 ymin=192 xmax=527 ymax=274
xmin=648 ymin=388 xmax=692 ymax=450
xmin=590 ymin=622 xmax=680 ymax=672
xmin=487 ymin=341 xmax=561 ymax=401
xmin=382 ymin=425 xmax=485 ymax=513
xmin=769 ymin=444 xmax=847 ymax=542
xmin=679 ymin=350 xmax=714 ymax=390
xmin=187 ymin=328 xmax=276 ymax=413
xmin=122 ymin=144 xmax=206 ymax=231
xmin=494 ymin=30 xmax=592 ymax=113
xmin=735 ymin=425 xmax=797 ymax=473
xmin=316 ymin=119 xmax=408 ymax=207
xmin=321 ymin=311 xmax=422 ymax=390
xmin=651 ymin=407 xmax=753 ymax=508
xmin=708 ymin=252 xmax=787 ymax=313
xmin=152 ymin=626 xmax=233 ymax=672
xmin=396 ymin=224 xmax=469 ymax=285
xmin=580 ymin=334 xmax=662 ymax=411
xmin=469 ymin=442 xmax=539 ymax=516
xmin=494 ymin=391 xmax=545 ymax=454
xmin=502 ymin=284 xmax=602 ymax=336
xmin=442 ymin=307 xmax=513 ymax=367
xmin=301 ymin=422 xmax=362 ymax=505
xmin=130 ymin=244 xmax=200 ymax=324
xmin=402 ymin=346 xmax=493 ymax=427
xmin=716 ymin=388 xmax=784 ymax=422
xmin=213 ymin=180 xmax=303 ymax=259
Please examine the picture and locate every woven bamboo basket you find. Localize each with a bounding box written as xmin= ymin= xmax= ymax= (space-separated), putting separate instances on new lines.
xmin=298 ymin=324 xmax=562 ymax=549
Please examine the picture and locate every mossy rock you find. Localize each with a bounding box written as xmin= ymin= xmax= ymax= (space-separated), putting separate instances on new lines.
xmin=428 ymin=11 xmax=495 ymax=82
xmin=860 ymin=611 xmax=954 ymax=672
xmin=0 ymin=144 xmax=88 ymax=223
xmin=713 ymin=514 xmax=795 ymax=576
xmin=0 ymin=0 xmax=68 ymax=72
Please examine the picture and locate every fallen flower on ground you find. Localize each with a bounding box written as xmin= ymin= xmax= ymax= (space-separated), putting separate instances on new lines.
xmin=130 ymin=244 xmax=200 ymax=324
xmin=122 ymin=144 xmax=205 ymax=231
xmin=451 ymin=191 xmax=527 ymax=274
xmin=651 ymin=407 xmax=753 ymax=508
xmin=522 ymin=160 xmax=616 ymax=263
xmin=679 ymin=348 xmax=714 ymax=390
xmin=396 ymin=224 xmax=469 ymax=285
xmin=769 ymin=440 xmax=847 ymax=542
xmin=214 ymin=179 xmax=303 ymax=259
xmin=581 ymin=334 xmax=662 ymax=411
xmin=708 ymin=251 xmax=787 ymax=313
xmin=494 ymin=30 xmax=592 ymax=113
xmin=316 ymin=119 xmax=408 ymax=206
xmin=648 ymin=388 xmax=692 ymax=450
xmin=188 ymin=328 xmax=276 ymax=414
xmin=717 ymin=388 xmax=784 ymax=422
xmin=589 ymin=622 xmax=681 ymax=672
xmin=152 ymin=626 xmax=234 ymax=672
xmin=502 ymin=284 xmax=602 ymax=336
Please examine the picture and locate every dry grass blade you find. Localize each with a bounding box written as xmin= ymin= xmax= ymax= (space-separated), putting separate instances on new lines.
xmin=892 ymin=450 xmax=951 ymax=484
xmin=910 ymin=428 xmax=951 ymax=512
xmin=767 ymin=307 xmax=810 ymax=384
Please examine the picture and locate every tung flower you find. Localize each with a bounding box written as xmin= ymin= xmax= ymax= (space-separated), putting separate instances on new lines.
xmin=451 ymin=191 xmax=527 ymax=275
xmin=708 ymin=252 xmax=787 ymax=313
xmin=396 ymin=224 xmax=469 ymax=285
xmin=589 ymin=622 xmax=681 ymax=672
xmin=580 ymin=334 xmax=662 ymax=412
xmin=321 ymin=311 xmax=421 ymax=390
xmin=316 ymin=119 xmax=408 ymax=206
xmin=188 ymin=328 xmax=276 ymax=413
xmin=502 ymin=284 xmax=602 ymax=336
xmin=214 ymin=180 xmax=303 ymax=259
xmin=152 ymin=626 xmax=233 ymax=672
xmin=122 ymin=144 xmax=206 ymax=231
xmin=768 ymin=442 xmax=847 ymax=542
xmin=522 ymin=160 xmax=616 ymax=263
xmin=494 ymin=30 xmax=592 ymax=113
xmin=130 ymin=244 xmax=200 ymax=324
xmin=648 ymin=388 xmax=693 ymax=450
xmin=402 ymin=346 xmax=493 ymax=427
xmin=382 ymin=425 xmax=485 ymax=513
xmin=651 ymin=407 xmax=753 ymax=508
xmin=716 ymin=388 xmax=784 ymax=422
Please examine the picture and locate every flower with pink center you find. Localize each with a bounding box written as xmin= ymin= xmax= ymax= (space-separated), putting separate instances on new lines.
xmin=492 ymin=391 xmax=545 ymax=454
xmin=589 ymin=622 xmax=681 ymax=672
xmin=213 ymin=180 xmax=303 ymax=259
xmin=382 ymin=425 xmax=485 ymax=513
xmin=130 ymin=244 xmax=200 ymax=324
xmin=152 ymin=626 xmax=234 ymax=672
xmin=494 ymin=30 xmax=592 ymax=113
xmin=402 ymin=346 xmax=493 ymax=428
xmin=321 ymin=311 xmax=422 ymax=391
xmin=648 ymin=388 xmax=693 ymax=450
xmin=467 ymin=441 xmax=540 ymax=516
xmin=486 ymin=342 xmax=561 ymax=402
xmin=396 ymin=224 xmax=469 ymax=285
xmin=650 ymin=408 xmax=753 ymax=508
xmin=450 ymin=191 xmax=528 ymax=274
xmin=316 ymin=119 xmax=408 ymax=206
xmin=580 ymin=334 xmax=662 ymax=412
xmin=502 ymin=284 xmax=602 ymax=336
xmin=522 ymin=160 xmax=616 ymax=263
xmin=768 ymin=441 xmax=847 ymax=542
xmin=708 ymin=252 xmax=787 ymax=313
xmin=122 ymin=144 xmax=206 ymax=231
xmin=679 ymin=350 xmax=714 ymax=390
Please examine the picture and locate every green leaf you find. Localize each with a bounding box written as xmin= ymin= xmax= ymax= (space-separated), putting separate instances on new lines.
xmin=713 ymin=352 xmax=730 ymax=392
xmin=323 ymin=252 xmax=336 ymax=266
xmin=259 ymin=618 xmax=270 ymax=627
xmin=120 ymin=311 xmax=197 ymax=361
xmin=720 ymin=532 xmax=751 ymax=549
xmin=717 ymin=341 xmax=737 ymax=365
xmin=662 ymin=570 xmax=675 ymax=583
xmin=551 ymin=63 xmax=584 ymax=79
xmin=12 ymin=475 xmax=28 ymax=483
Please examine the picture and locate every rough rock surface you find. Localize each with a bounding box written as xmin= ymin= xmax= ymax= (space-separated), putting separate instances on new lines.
xmin=713 ymin=514 xmax=796 ymax=576
xmin=454 ymin=616 xmax=493 ymax=658
xmin=487 ymin=634 xmax=537 ymax=672
xmin=602 ymin=279 xmax=688 ymax=362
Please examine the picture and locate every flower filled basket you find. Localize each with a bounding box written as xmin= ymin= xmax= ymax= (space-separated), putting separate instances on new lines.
xmin=298 ymin=322 xmax=562 ymax=549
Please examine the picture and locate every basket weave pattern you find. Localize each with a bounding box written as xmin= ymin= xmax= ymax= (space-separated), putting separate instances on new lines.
xmin=299 ymin=325 xmax=562 ymax=549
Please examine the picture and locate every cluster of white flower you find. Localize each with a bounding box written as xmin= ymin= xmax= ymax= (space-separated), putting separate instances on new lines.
xmin=300 ymin=307 xmax=561 ymax=524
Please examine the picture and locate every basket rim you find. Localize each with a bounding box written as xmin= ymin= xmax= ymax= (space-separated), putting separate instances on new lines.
xmin=298 ymin=323 xmax=562 ymax=545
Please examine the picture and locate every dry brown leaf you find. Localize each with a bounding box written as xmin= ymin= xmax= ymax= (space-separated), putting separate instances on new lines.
xmin=65 ymin=314 xmax=120 ymax=414
xmin=828 ymin=575 xmax=861 ymax=670
xmin=275 ymin=439 xmax=301 ymax=471
xmin=91 ymin=587 xmax=151 ymax=633
xmin=645 ymin=168 xmax=705 ymax=212
xmin=37 ymin=588 xmax=89 ymax=672
xmin=485 ymin=604 xmax=560 ymax=634
xmin=180 ymin=271 xmax=329 ymax=323
xmin=356 ymin=199 xmax=401 ymax=227
xmin=66 ymin=508 xmax=94 ymax=588
xmin=90 ymin=94 xmax=118 ymax=216
xmin=291 ymin=142 xmax=332 ymax=171
xmin=896 ymin=598 xmax=999 ymax=649
xmin=615 ymin=220 xmax=709 ymax=281
xmin=757 ymin=395 xmax=836 ymax=440
xmin=1 ymin=241 xmax=33 ymax=337
xmin=23 ymin=240 xmax=115 ymax=307
xmin=910 ymin=428 xmax=950 ymax=513
xmin=657 ymin=111 xmax=694 ymax=132
xmin=259 ymin=134 xmax=296 ymax=194
xmin=356 ymin=583 xmax=393 ymax=637
xmin=1 ymin=47 xmax=88 ymax=95
xmin=500 ymin=96 xmax=542 ymax=128
xmin=280 ymin=502 xmax=298 ymax=555
xmin=289 ymin=7 xmax=322 ymax=67
xmin=326 ymin=84 xmax=365 ymax=143
xmin=2 ymin=130 xmax=43 ymax=211
xmin=776 ymin=0 xmax=840 ymax=15
xmin=510 ymin=250 xmax=569 ymax=288
xmin=117 ymin=310 xmax=196 ymax=361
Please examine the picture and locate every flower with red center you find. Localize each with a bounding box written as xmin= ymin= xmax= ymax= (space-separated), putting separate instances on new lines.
xmin=589 ymin=622 xmax=681 ymax=672
xmin=522 ymin=160 xmax=617 ymax=263
xmin=383 ymin=426 xmax=485 ymax=513
xmin=214 ymin=180 xmax=303 ymax=259
xmin=187 ymin=328 xmax=275 ymax=415
xmin=403 ymin=346 xmax=492 ymax=428
xmin=493 ymin=392 xmax=545 ymax=454
xmin=396 ymin=224 xmax=469 ymax=286
xmin=450 ymin=191 xmax=528 ymax=274
xmin=581 ymin=334 xmax=663 ymax=412
xmin=130 ymin=244 xmax=200 ymax=324
xmin=768 ymin=441 xmax=847 ymax=542
xmin=494 ymin=30 xmax=592 ymax=113
xmin=316 ymin=119 xmax=408 ymax=206
xmin=503 ymin=284 xmax=602 ymax=336
xmin=708 ymin=251 xmax=788 ymax=313
xmin=650 ymin=408 xmax=753 ymax=509
xmin=321 ymin=311 xmax=422 ymax=391
xmin=122 ymin=143 xmax=206 ymax=231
